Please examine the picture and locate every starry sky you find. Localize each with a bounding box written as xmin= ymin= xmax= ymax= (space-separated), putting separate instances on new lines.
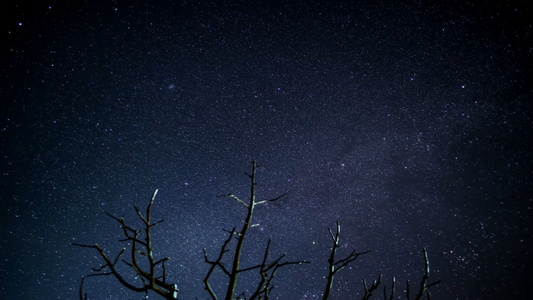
xmin=1 ymin=0 xmax=532 ymax=299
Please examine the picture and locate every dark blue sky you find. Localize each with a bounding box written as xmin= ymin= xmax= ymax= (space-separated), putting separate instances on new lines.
xmin=1 ymin=0 xmax=532 ymax=299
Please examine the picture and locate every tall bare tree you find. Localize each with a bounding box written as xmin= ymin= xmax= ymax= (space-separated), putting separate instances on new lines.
xmin=205 ymin=161 xmax=309 ymax=300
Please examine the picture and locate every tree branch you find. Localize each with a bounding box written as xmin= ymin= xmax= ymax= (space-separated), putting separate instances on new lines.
xmin=224 ymin=161 xmax=258 ymax=300
xmin=248 ymin=239 xmax=310 ymax=300
xmin=323 ymin=221 xmax=370 ymax=300
xmin=361 ymin=274 xmax=382 ymax=300
xmin=218 ymin=193 xmax=249 ymax=208
xmin=73 ymin=189 xmax=179 ymax=300
xmin=212 ymin=161 xmax=302 ymax=300
xmin=407 ymin=248 xmax=440 ymax=300
xmin=203 ymin=228 xmax=237 ymax=300
xmin=255 ymin=193 xmax=287 ymax=205
xmin=78 ymin=276 xmax=87 ymax=300
xmin=383 ymin=276 xmax=396 ymax=300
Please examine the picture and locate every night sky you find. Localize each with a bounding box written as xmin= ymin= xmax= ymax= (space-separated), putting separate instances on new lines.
xmin=1 ymin=0 xmax=532 ymax=299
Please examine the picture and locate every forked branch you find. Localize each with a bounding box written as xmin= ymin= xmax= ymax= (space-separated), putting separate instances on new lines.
xmin=248 ymin=239 xmax=310 ymax=300
xmin=73 ymin=189 xmax=179 ymax=300
xmin=407 ymin=248 xmax=440 ymax=300
xmin=323 ymin=221 xmax=370 ymax=300
xmin=210 ymin=161 xmax=303 ymax=300
xmin=361 ymin=274 xmax=382 ymax=300
xmin=203 ymin=228 xmax=237 ymax=300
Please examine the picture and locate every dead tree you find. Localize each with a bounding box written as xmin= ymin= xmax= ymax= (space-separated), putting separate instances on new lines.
xmin=73 ymin=162 xmax=439 ymax=299
xmin=204 ymin=161 xmax=309 ymax=300
xmin=321 ymin=222 xmax=439 ymax=300
xmin=406 ymin=248 xmax=441 ymax=300
xmin=73 ymin=189 xmax=179 ymax=300
xmin=369 ymin=248 xmax=440 ymax=300
xmin=323 ymin=221 xmax=371 ymax=300
xmin=361 ymin=273 xmax=382 ymax=300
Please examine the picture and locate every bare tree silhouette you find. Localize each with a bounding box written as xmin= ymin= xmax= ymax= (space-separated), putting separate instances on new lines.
xmin=74 ymin=161 xmax=439 ymax=299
